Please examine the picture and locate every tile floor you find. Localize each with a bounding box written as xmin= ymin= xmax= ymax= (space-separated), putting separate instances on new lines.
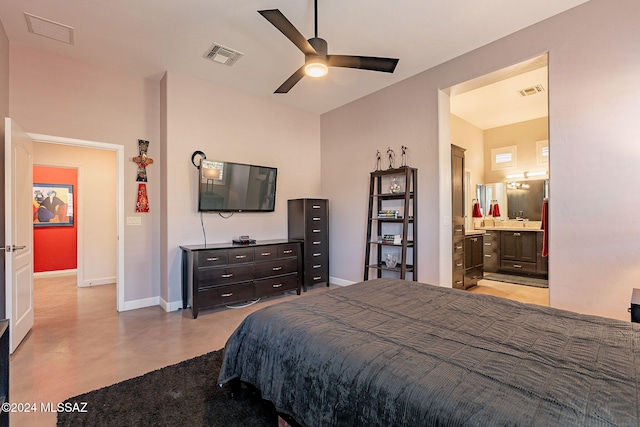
xmin=10 ymin=275 xmax=547 ymax=426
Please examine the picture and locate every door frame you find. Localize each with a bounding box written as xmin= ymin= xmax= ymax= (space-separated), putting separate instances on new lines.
xmin=28 ymin=133 xmax=125 ymax=311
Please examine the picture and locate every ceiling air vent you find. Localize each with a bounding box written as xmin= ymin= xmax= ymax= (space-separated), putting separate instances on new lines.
xmin=518 ymin=84 xmax=545 ymax=97
xmin=24 ymin=13 xmax=74 ymax=45
xmin=203 ymin=44 xmax=243 ymax=66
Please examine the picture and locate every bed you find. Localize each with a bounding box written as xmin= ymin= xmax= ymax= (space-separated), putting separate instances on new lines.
xmin=218 ymin=278 xmax=640 ymax=426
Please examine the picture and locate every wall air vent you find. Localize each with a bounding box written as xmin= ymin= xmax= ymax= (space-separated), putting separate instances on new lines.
xmin=518 ymin=84 xmax=545 ymax=97
xmin=25 ymin=13 xmax=74 ymax=45
xmin=203 ymin=44 xmax=243 ymax=66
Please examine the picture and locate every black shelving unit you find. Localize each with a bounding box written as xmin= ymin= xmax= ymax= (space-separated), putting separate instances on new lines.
xmin=364 ymin=166 xmax=417 ymax=280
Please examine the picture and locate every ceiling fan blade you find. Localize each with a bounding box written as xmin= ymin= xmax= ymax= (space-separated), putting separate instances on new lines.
xmin=328 ymin=55 xmax=399 ymax=73
xmin=275 ymin=66 xmax=306 ymax=94
xmin=258 ymin=9 xmax=317 ymax=56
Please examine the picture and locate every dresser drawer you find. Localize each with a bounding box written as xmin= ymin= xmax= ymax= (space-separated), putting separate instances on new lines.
xmin=254 ymin=258 xmax=299 ymax=279
xmin=197 ymin=282 xmax=254 ymax=308
xmin=254 ymin=247 xmax=277 ymax=261
xmin=197 ymin=265 xmax=254 ymax=288
xmin=228 ymin=248 xmax=254 ymax=264
xmin=255 ymin=274 xmax=298 ymax=295
xmin=500 ymin=260 xmax=537 ymax=273
xmin=278 ymin=243 xmax=299 ymax=258
xmin=197 ymin=251 xmax=228 ymax=267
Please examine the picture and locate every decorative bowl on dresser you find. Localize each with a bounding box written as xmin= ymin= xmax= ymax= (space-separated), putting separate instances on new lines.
xmin=180 ymin=239 xmax=302 ymax=318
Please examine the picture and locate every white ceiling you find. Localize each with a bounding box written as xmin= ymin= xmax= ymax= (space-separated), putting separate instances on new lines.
xmin=451 ymin=66 xmax=549 ymax=130
xmin=0 ymin=0 xmax=587 ymax=115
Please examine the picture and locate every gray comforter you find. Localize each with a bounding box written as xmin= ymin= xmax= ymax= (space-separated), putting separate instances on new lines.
xmin=218 ymin=278 xmax=640 ymax=426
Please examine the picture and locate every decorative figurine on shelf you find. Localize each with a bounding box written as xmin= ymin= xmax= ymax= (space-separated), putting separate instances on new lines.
xmin=401 ymin=145 xmax=407 ymax=167
xmin=374 ymin=150 xmax=382 ymax=171
xmin=133 ymin=139 xmax=154 ymax=182
xmin=387 ymin=147 xmax=395 ymax=169
xmin=390 ymin=177 xmax=401 ymax=194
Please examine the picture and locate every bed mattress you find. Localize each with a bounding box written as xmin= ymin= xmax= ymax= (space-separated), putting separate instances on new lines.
xmin=219 ymin=278 xmax=640 ymax=426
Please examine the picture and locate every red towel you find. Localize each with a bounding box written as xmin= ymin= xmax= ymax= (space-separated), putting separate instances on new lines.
xmin=541 ymin=198 xmax=549 ymax=257
xmin=472 ymin=201 xmax=482 ymax=218
xmin=492 ymin=202 xmax=501 ymax=218
xmin=488 ymin=202 xmax=494 ymax=216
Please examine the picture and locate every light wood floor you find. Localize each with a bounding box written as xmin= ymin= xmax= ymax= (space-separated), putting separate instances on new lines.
xmin=11 ymin=275 xmax=547 ymax=426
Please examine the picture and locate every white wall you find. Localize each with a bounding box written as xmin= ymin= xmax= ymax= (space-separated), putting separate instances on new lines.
xmin=9 ymin=43 xmax=161 ymax=304
xmin=161 ymin=71 xmax=321 ymax=305
xmin=321 ymin=0 xmax=640 ymax=320
xmin=32 ymin=142 xmax=117 ymax=286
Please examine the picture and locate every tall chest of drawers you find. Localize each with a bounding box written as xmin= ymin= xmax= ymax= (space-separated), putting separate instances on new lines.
xmin=288 ymin=198 xmax=330 ymax=290
xmin=181 ymin=240 xmax=302 ymax=318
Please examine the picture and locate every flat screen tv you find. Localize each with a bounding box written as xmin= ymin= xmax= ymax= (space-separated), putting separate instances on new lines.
xmin=198 ymin=159 xmax=277 ymax=212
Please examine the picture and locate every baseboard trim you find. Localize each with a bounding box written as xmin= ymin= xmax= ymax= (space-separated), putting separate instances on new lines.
xmin=34 ymin=269 xmax=77 ymax=278
xmin=80 ymin=277 xmax=117 ymax=287
xmin=160 ymin=298 xmax=182 ymax=312
xmin=329 ymin=276 xmax=357 ymax=287
xmin=121 ymin=296 xmax=160 ymax=312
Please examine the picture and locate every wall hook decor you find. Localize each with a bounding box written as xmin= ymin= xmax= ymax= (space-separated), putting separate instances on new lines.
xmin=191 ymin=150 xmax=207 ymax=168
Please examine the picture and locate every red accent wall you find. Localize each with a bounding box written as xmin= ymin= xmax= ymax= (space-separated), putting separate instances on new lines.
xmin=33 ymin=166 xmax=78 ymax=272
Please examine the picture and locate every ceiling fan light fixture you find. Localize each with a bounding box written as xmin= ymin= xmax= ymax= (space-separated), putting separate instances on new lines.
xmin=305 ymin=59 xmax=328 ymax=78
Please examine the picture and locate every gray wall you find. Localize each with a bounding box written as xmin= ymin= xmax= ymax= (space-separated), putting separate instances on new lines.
xmin=321 ymin=0 xmax=640 ymax=320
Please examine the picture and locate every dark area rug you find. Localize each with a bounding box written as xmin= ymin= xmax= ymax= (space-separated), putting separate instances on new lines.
xmin=56 ymin=349 xmax=277 ymax=427
xmin=482 ymin=273 xmax=548 ymax=288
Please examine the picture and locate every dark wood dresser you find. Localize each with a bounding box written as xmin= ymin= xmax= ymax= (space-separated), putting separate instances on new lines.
xmin=287 ymin=198 xmax=330 ymax=290
xmin=180 ymin=240 xmax=302 ymax=318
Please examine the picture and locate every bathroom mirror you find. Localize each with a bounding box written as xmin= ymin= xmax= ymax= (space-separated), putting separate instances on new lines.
xmin=505 ymin=179 xmax=548 ymax=220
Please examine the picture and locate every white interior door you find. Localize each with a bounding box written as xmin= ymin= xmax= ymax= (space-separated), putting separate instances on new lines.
xmin=5 ymin=117 xmax=34 ymax=353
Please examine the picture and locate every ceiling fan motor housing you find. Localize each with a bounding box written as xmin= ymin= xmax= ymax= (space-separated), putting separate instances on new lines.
xmin=307 ymin=37 xmax=327 ymax=59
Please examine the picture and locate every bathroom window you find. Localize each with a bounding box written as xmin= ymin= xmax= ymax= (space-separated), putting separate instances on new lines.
xmin=537 ymin=140 xmax=549 ymax=165
xmin=491 ymin=145 xmax=517 ymax=170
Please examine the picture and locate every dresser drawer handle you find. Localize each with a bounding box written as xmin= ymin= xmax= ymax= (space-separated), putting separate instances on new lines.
xmin=514 ymin=233 xmax=521 ymax=237
xmin=312 ymin=253 xmax=322 ymax=257
xmin=283 ymin=249 xmax=293 ymax=254
xmin=471 ymin=237 xmax=478 ymax=242
xmin=221 ymin=292 xmax=233 ymax=298
xmin=206 ymin=257 xmax=219 ymax=261
xmin=513 ymin=264 xmax=522 ymax=268
xmin=485 ymin=254 xmax=492 ymax=258
xmin=484 ymin=243 xmax=492 ymax=246
xmin=312 ymin=205 xmax=321 ymax=209
xmin=272 ymin=266 xmax=283 ymax=271
xmin=485 ymin=232 xmax=492 ymax=236
xmin=312 ymin=229 xmax=321 ymax=233
xmin=272 ymin=283 xmax=283 ymax=288
xmin=312 ymin=241 xmax=321 ymax=245
xmin=312 ymin=217 xmax=321 ymax=221
xmin=221 ymin=273 xmax=233 ymax=278
xmin=313 ymin=276 xmax=322 ymax=280
xmin=260 ymin=252 xmax=271 ymax=256
xmin=313 ymin=264 xmax=322 ymax=269
xmin=455 ymin=245 xmax=463 ymax=250
xmin=455 ymin=280 xmax=463 ymax=285
xmin=456 ymin=262 xmax=462 ymax=267
xmin=235 ymin=255 xmax=247 ymax=259
xmin=455 ymin=228 xmax=463 ymax=233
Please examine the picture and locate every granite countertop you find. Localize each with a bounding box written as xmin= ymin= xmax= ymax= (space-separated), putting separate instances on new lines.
xmin=476 ymin=227 xmax=543 ymax=232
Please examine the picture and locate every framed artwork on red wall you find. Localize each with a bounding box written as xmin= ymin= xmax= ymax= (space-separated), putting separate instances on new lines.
xmin=33 ymin=183 xmax=74 ymax=227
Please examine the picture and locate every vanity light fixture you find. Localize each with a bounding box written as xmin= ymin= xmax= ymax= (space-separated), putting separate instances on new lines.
xmin=525 ymin=171 xmax=548 ymax=178
xmin=506 ymin=173 xmax=525 ymax=179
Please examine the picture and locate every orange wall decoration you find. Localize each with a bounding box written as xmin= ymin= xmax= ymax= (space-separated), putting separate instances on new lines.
xmin=33 ymin=166 xmax=78 ymax=272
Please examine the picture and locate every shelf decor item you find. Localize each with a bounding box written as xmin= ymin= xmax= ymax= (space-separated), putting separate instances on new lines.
xmin=390 ymin=177 xmax=401 ymax=194
xmin=385 ymin=253 xmax=398 ymax=268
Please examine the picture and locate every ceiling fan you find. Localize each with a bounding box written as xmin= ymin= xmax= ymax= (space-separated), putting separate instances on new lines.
xmin=258 ymin=0 xmax=399 ymax=94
